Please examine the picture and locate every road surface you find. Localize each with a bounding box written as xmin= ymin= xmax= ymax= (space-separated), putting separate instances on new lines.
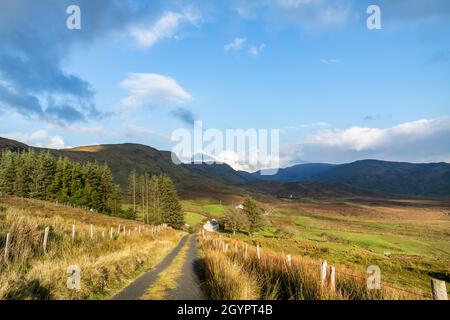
xmin=111 ymin=234 xmax=204 ymax=300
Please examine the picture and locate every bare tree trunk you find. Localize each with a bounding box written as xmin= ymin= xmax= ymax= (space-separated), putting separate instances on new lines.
xmin=141 ymin=177 xmax=145 ymax=223
xmin=145 ymin=174 xmax=149 ymax=224
xmin=132 ymin=173 xmax=136 ymax=214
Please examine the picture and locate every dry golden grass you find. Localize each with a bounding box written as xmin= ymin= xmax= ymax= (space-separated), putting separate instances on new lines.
xmin=203 ymin=247 xmax=260 ymax=300
xmin=0 ymin=196 xmax=185 ymax=300
xmin=199 ymin=234 xmax=426 ymax=300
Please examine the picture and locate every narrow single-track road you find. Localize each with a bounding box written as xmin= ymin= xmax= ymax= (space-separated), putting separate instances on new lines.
xmin=111 ymin=235 xmax=204 ymax=300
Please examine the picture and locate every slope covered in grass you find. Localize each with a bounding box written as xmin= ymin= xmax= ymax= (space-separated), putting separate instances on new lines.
xmin=0 ymin=196 xmax=185 ymax=299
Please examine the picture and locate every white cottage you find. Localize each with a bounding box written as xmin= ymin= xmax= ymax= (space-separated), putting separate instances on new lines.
xmin=203 ymin=219 xmax=220 ymax=232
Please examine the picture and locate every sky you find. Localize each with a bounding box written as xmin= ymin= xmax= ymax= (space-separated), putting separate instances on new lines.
xmin=0 ymin=0 xmax=449 ymax=171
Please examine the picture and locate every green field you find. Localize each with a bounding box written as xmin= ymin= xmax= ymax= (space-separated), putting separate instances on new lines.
xmin=184 ymin=211 xmax=207 ymax=227
xmin=114 ymin=197 xmax=450 ymax=296
xmin=181 ymin=200 xmax=227 ymax=218
xmin=212 ymin=198 xmax=450 ymax=295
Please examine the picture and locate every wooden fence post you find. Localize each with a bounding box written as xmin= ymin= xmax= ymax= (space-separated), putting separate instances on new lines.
xmin=90 ymin=224 xmax=94 ymax=240
xmin=117 ymin=225 xmax=121 ymax=234
xmin=329 ymin=266 xmax=336 ymax=292
xmin=286 ymin=254 xmax=292 ymax=267
xmin=431 ymin=279 xmax=448 ymax=300
xmin=256 ymin=245 xmax=261 ymax=260
xmin=224 ymin=243 xmax=229 ymax=252
xmin=43 ymin=227 xmax=50 ymax=253
xmin=102 ymin=230 xmax=105 ymax=238
xmin=72 ymin=224 xmax=76 ymax=242
xmin=321 ymin=260 xmax=328 ymax=287
xmin=4 ymin=233 xmax=11 ymax=263
xmin=244 ymin=244 xmax=248 ymax=259
xmin=110 ymin=227 xmax=113 ymax=239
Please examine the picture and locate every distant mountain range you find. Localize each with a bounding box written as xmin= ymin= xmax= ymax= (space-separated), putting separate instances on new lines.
xmin=1 ymin=136 xmax=449 ymax=198
xmin=252 ymin=160 xmax=450 ymax=196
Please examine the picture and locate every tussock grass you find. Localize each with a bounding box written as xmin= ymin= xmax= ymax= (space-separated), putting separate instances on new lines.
xmin=203 ymin=247 xmax=260 ymax=300
xmin=0 ymin=196 xmax=185 ymax=299
xmin=200 ymin=234 xmax=426 ymax=300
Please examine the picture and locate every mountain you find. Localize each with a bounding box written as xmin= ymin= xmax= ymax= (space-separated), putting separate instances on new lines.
xmin=183 ymin=162 xmax=256 ymax=185
xmin=253 ymin=160 xmax=450 ymax=197
xmin=0 ymin=137 xmax=29 ymax=152
xmin=2 ymin=136 xmax=449 ymax=198
xmin=253 ymin=163 xmax=336 ymax=182
xmin=0 ymin=137 xmax=238 ymax=198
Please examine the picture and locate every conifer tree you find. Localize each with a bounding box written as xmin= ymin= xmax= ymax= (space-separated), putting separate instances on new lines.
xmin=0 ymin=151 xmax=16 ymax=194
xmin=69 ymin=162 xmax=86 ymax=206
xmin=13 ymin=150 xmax=35 ymax=197
xmin=159 ymin=175 xmax=184 ymax=229
xmin=0 ymin=150 xmax=119 ymax=214
xmin=30 ymin=151 xmax=56 ymax=199
xmin=242 ymin=196 xmax=264 ymax=234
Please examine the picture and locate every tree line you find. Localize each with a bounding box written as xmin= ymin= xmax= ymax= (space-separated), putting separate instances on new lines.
xmin=128 ymin=170 xmax=184 ymax=229
xmin=0 ymin=150 xmax=185 ymax=229
xmin=0 ymin=150 xmax=120 ymax=213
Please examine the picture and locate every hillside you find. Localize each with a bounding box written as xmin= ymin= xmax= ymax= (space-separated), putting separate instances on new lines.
xmin=312 ymin=160 xmax=450 ymax=197
xmin=253 ymin=160 xmax=450 ymax=197
xmin=253 ymin=163 xmax=336 ymax=182
xmin=0 ymin=137 xmax=237 ymax=198
xmin=0 ymin=137 xmax=29 ymax=152
xmin=183 ymin=162 xmax=256 ymax=185
xmin=2 ymin=137 xmax=449 ymax=198
xmin=0 ymin=196 xmax=185 ymax=299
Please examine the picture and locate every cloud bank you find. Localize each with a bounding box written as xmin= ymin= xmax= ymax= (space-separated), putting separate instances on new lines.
xmin=284 ymin=116 xmax=450 ymax=164
xmin=0 ymin=0 xmax=163 ymax=124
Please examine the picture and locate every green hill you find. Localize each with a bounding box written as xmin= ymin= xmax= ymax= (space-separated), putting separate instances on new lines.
xmin=0 ymin=137 xmax=237 ymax=199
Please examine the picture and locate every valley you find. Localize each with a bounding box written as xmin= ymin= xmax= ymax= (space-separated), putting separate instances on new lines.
xmin=0 ymin=137 xmax=449 ymax=300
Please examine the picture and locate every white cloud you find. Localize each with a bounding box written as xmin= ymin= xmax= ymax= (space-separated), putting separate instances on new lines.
xmin=2 ymin=130 xmax=67 ymax=149
xmin=224 ymin=38 xmax=247 ymax=51
xmin=224 ymin=38 xmax=266 ymax=56
xmin=205 ymin=149 xmax=279 ymax=173
xmin=120 ymin=73 xmax=193 ymax=108
xmin=287 ymin=116 xmax=450 ymax=164
xmin=130 ymin=9 xmax=200 ymax=48
xmin=249 ymin=43 xmax=266 ymax=56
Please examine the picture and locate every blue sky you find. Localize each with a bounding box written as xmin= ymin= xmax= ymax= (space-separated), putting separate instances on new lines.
xmin=0 ymin=0 xmax=449 ymax=169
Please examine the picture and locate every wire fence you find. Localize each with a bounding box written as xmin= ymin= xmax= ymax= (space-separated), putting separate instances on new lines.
xmin=201 ymin=233 xmax=435 ymax=300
